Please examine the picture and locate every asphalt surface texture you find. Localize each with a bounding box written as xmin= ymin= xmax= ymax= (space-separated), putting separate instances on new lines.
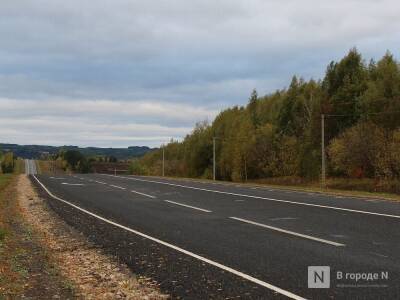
xmin=29 ymin=168 xmax=400 ymax=299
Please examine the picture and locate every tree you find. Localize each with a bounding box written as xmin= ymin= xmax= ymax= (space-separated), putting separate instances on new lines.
xmin=328 ymin=122 xmax=385 ymax=178
xmin=360 ymin=52 xmax=400 ymax=129
xmin=135 ymin=49 xmax=400 ymax=183
xmin=277 ymin=76 xmax=300 ymax=136
xmin=1 ymin=152 xmax=14 ymax=173
xmin=61 ymin=150 xmax=92 ymax=172
xmin=248 ymin=89 xmax=259 ymax=127
xmin=129 ymin=160 xmax=146 ymax=175
xmin=183 ymin=121 xmax=213 ymax=178
xmin=248 ymin=123 xmax=276 ymax=177
xmin=322 ymin=48 xmax=368 ymax=139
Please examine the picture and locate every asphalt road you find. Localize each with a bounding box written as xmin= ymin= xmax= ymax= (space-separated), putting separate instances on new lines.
xmin=25 ymin=159 xmax=37 ymax=175
xmin=30 ymin=170 xmax=400 ymax=299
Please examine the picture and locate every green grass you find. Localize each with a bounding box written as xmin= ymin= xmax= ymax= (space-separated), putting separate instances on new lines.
xmin=13 ymin=159 xmax=25 ymax=175
xmin=0 ymin=174 xmax=13 ymax=190
xmin=0 ymin=174 xmax=14 ymax=243
xmin=0 ymin=228 xmax=7 ymax=241
xmin=11 ymin=250 xmax=29 ymax=278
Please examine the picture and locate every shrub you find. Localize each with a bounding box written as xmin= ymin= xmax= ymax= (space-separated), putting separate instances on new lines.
xmin=129 ymin=160 xmax=146 ymax=175
xmin=328 ymin=124 xmax=400 ymax=179
xmin=1 ymin=152 xmax=14 ymax=173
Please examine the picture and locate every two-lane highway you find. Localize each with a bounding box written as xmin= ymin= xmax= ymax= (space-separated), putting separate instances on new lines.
xmin=31 ymin=172 xmax=400 ymax=299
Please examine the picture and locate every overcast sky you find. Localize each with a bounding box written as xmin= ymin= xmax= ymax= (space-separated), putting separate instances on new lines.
xmin=1 ymin=0 xmax=399 ymax=148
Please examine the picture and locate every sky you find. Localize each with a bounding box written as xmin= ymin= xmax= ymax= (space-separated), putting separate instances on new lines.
xmin=1 ymin=0 xmax=399 ymax=148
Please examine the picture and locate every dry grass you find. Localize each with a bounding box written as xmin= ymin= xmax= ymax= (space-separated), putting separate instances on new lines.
xmin=0 ymin=174 xmax=75 ymax=298
xmin=36 ymin=160 xmax=66 ymax=175
xmin=0 ymin=175 xmax=11 ymax=244
xmin=153 ymin=174 xmax=400 ymax=202
xmin=0 ymin=174 xmax=12 ymax=189
xmin=250 ymin=177 xmax=400 ymax=201
xmin=36 ymin=160 xmax=50 ymax=175
xmin=12 ymin=159 xmax=25 ymax=175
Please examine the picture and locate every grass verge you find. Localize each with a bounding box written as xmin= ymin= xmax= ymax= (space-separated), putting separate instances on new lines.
xmin=13 ymin=159 xmax=25 ymax=175
xmin=148 ymin=174 xmax=400 ymax=202
xmin=0 ymin=174 xmax=75 ymax=298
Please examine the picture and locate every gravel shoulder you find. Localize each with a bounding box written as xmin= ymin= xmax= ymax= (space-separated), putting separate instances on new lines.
xmin=0 ymin=174 xmax=75 ymax=299
xmin=14 ymin=174 xmax=168 ymax=299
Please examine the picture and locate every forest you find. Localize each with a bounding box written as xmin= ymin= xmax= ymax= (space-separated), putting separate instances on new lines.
xmin=134 ymin=49 xmax=400 ymax=192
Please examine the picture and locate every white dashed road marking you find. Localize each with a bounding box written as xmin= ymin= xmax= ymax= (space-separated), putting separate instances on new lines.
xmin=131 ymin=190 xmax=156 ymax=199
xmin=103 ymin=175 xmax=400 ymax=219
xmin=94 ymin=180 xmax=107 ymax=185
xmin=230 ymin=217 xmax=345 ymax=247
xmin=164 ymin=200 xmax=212 ymax=213
xmin=109 ymin=184 xmax=126 ymax=190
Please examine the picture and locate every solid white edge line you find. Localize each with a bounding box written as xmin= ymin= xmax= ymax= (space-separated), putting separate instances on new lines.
xmin=32 ymin=175 xmax=306 ymax=300
xmin=131 ymin=190 xmax=156 ymax=199
xmin=230 ymin=217 xmax=345 ymax=247
xmin=103 ymin=175 xmax=400 ymax=219
xmin=164 ymin=200 xmax=212 ymax=213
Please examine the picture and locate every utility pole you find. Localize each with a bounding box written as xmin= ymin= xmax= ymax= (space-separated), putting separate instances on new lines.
xmin=162 ymin=146 xmax=165 ymax=177
xmin=321 ymin=114 xmax=326 ymax=189
xmin=213 ymin=137 xmax=216 ymax=181
xmin=244 ymin=157 xmax=248 ymax=182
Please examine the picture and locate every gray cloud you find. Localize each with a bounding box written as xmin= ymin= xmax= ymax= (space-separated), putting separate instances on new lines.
xmin=1 ymin=0 xmax=399 ymax=146
xmin=0 ymin=98 xmax=216 ymax=147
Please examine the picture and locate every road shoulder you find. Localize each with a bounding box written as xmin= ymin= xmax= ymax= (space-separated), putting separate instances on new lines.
xmin=0 ymin=174 xmax=75 ymax=298
xmin=9 ymin=174 xmax=167 ymax=299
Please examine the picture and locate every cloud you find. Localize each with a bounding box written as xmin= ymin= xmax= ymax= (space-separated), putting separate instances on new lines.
xmin=1 ymin=0 xmax=399 ymax=146
xmin=0 ymin=98 xmax=216 ymax=147
xmin=0 ymin=98 xmax=218 ymax=126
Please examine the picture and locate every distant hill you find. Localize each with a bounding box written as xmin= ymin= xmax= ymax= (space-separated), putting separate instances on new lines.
xmin=0 ymin=143 xmax=153 ymax=160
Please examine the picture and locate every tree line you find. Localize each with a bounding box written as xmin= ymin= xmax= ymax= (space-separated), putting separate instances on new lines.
xmin=54 ymin=149 xmax=121 ymax=173
xmin=135 ymin=49 xmax=400 ymax=183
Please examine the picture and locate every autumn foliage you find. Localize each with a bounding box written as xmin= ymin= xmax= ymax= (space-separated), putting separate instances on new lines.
xmin=135 ymin=49 xmax=400 ymax=186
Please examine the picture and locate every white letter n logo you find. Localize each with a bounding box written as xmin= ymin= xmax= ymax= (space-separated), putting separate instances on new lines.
xmin=308 ymin=266 xmax=330 ymax=288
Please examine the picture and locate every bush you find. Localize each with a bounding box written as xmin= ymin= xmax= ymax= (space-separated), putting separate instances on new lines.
xmin=58 ymin=150 xmax=92 ymax=173
xmin=129 ymin=160 xmax=146 ymax=175
xmin=328 ymin=122 xmax=386 ymax=178
xmin=1 ymin=152 xmax=14 ymax=173
xmin=63 ymin=150 xmax=84 ymax=170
